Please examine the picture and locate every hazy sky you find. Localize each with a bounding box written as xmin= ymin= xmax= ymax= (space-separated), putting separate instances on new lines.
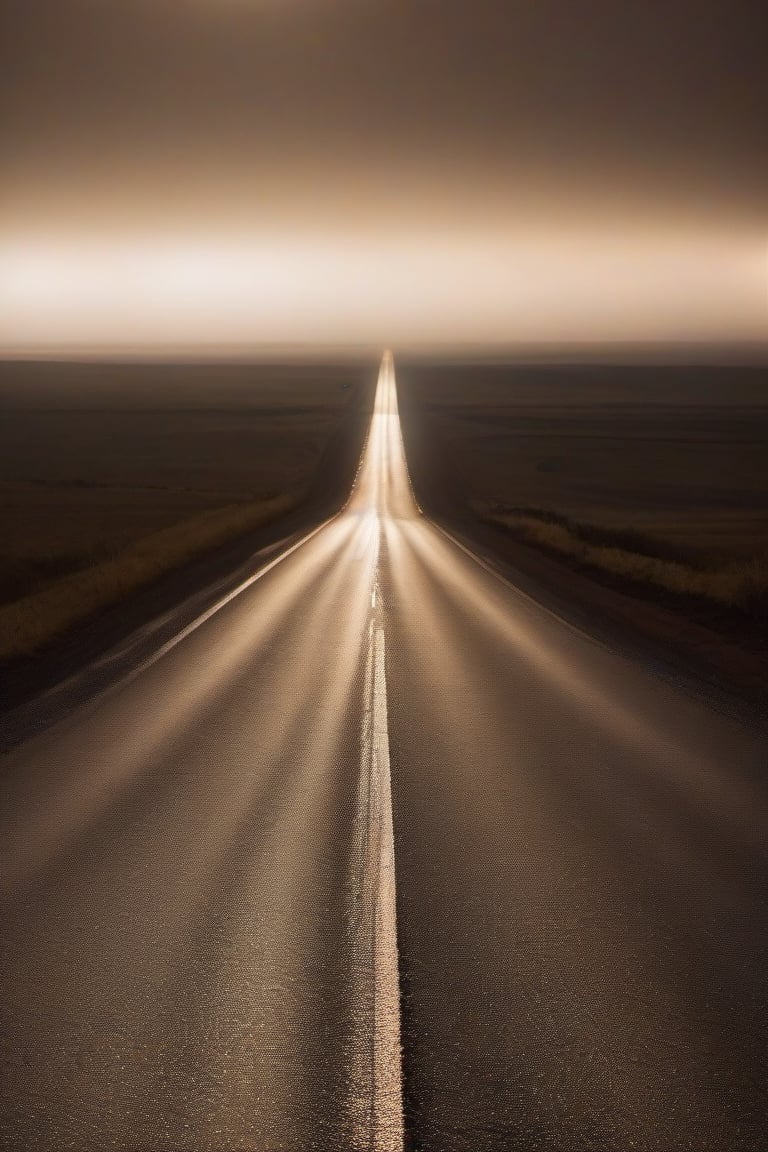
xmin=1 ymin=1 xmax=766 ymax=351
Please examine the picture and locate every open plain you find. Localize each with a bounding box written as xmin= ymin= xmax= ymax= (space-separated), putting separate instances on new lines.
xmin=397 ymin=360 xmax=768 ymax=653
xmin=2 ymin=358 xmax=767 ymax=1152
xmin=0 ymin=360 xmax=374 ymax=659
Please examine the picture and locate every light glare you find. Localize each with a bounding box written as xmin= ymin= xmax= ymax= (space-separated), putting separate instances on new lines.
xmin=0 ymin=231 xmax=764 ymax=352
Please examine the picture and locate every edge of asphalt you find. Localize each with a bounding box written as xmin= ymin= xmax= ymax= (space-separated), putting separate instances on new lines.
xmin=0 ymin=507 xmax=337 ymax=755
xmin=430 ymin=512 xmax=768 ymax=736
xmin=0 ymin=380 xmax=376 ymax=753
xmin=3 ymin=416 xmax=765 ymax=752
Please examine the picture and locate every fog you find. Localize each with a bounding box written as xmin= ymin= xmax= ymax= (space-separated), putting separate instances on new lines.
xmin=2 ymin=1 xmax=765 ymax=352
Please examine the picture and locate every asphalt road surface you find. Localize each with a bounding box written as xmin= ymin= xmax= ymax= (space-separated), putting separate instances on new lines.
xmin=2 ymin=356 xmax=767 ymax=1151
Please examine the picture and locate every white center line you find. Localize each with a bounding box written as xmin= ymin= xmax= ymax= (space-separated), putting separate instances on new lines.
xmin=369 ymin=576 xmax=404 ymax=1152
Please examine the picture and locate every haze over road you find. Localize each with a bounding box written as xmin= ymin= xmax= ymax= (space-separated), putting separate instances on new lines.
xmin=2 ymin=358 xmax=767 ymax=1151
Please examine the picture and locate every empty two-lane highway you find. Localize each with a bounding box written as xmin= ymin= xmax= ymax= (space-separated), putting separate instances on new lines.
xmin=2 ymin=357 xmax=767 ymax=1151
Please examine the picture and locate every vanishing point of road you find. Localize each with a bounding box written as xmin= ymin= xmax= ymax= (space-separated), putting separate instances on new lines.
xmin=2 ymin=356 xmax=767 ymax=1151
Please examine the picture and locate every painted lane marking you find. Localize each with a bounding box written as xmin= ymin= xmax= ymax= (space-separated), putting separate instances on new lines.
xmin=368 ymin=578 xmax=403 ymax=1152
xmin=347 ymin=352 xmax=404 ymax=1150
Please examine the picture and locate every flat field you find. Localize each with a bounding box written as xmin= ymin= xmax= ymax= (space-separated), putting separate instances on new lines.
xmin=397 ymin=360 xmax=768 ymax=634
xmin=0 ymin=360 xmax=374 ymax=656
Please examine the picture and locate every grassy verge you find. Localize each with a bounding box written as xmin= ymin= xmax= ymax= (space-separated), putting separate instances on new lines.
xmin=0 ymin=493 xmax=299 ymax=661
xmin=474 ymin=500 xmax=768 ymax=622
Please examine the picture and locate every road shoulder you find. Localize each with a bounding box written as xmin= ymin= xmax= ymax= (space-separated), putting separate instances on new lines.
xmin=433 ymin=511 xmax=768 ymax=729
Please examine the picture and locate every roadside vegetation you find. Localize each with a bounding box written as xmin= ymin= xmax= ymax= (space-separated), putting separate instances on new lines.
xmin=0 ymin=360 xmax=372 ymax=661
xmin=473 ymin=500 xmax=768 ymax=621
xmin=0 ymin=495 xmax=297 ymax=660
xmin=397 ymin=359 xmax=768 ymax=645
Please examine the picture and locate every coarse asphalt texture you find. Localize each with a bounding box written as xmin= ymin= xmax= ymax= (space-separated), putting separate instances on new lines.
xmin=2 ymin=356 xmax=767 ymax=1151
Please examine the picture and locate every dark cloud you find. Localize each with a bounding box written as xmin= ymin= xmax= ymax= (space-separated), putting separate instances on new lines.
xmin=1 ymin=2 xmax=765 ymax=349
xmin=3 ymin=0 xmax=766 ymax=229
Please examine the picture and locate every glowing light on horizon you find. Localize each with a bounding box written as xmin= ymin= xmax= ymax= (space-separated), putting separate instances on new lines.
xmin=0 ymin=231 xmax=764 ymax=351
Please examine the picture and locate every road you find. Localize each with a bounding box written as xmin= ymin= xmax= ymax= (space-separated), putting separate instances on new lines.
xmin=2 ymin=355 xmax=767 ymax=1151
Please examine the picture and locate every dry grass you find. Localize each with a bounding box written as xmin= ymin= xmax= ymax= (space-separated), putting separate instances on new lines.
xmin=476 ymin=501 xmax=768 ymax=615
xmin=0 ymin=360 xmax=374 ymax=659
xmin=0 ymin=494 xmax=298 ymax=660
xmin=398 ymin=362 xmax=768 ymax=640
xmin=397 ymin=361 xmax=768 ymax=563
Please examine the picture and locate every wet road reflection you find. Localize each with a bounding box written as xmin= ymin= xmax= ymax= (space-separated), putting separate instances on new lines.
xmin=2 ymin=354 xmax=767 ymax=1150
